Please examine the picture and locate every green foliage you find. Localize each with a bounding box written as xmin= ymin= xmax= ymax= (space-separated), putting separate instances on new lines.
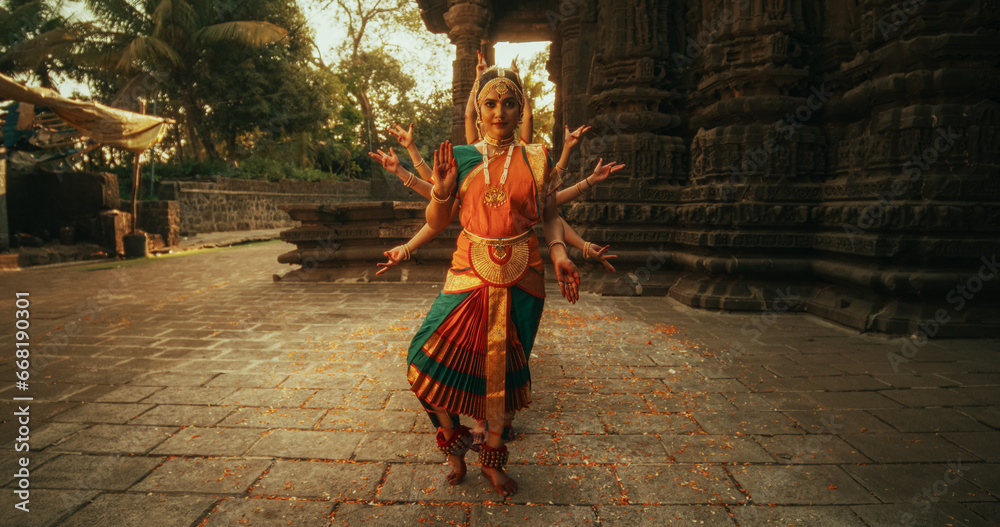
xmin=228 ymin=155 xmax=343 ymax=182
xmin=0 ymin=0 xmax=95 ymax=88
xmin=521 ymin=48 xmax=555 ymax=148
xmin=7 ymin=0 xmax=457 ymax=183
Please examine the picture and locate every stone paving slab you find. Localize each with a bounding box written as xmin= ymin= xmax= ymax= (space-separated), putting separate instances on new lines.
xmin=150 ymin=426 xmax=264 ymax=456
xmin=2 ymin=242 xmax=998 ymax=526
xmin=202 ymin=497 xmax=334 ymax=526
xmin=730 ymin=505 xmax=866 ymax=526
xmin=27 ymin=454 xmax=161 ymax=491
xmin=332 ymin=502 xmax=467 ymax=526
xmin=842 ymin=463 xmax=991 ymax=503
xmin=132 ymin=457 xmax=271 ymax=494
xmin=0 ymin=489 xmax=100 ymax=527
xmin=59 ymin=493 xmax=217 ymax=527
xmin=729 ymin=465 xmax=879 ymax=505
xmin=595 ymin=505 xmax=735 ymax=526
xmin=470 ymin=504 xmax=599 ymax=525
xmin=850 ymin=503 xmax=995 ymax=527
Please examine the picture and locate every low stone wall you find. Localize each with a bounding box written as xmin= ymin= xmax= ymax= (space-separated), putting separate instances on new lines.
xmin=158 ymin=177 xmax=371 ymax=234
xmin=122 ymin=200 xmax=180 ymax=247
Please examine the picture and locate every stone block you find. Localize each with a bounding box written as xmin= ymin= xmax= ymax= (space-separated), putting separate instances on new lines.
xmin=204 ymin=498 xmax=333 ymax=526
xmin=249 ymin=460 xmax=384 ymax=499
xmin=31 ymin=454 xmax=160 ymax=490
xmin=333 ymin=503 xmax=466 ymax=526
xmin=617 ymin=464 xmax=744 ymax=504
xmin=99 ymin=209 xmax=131 ymax=255
xmin=730 ymin=465 xmax=878 ymax=505
xmin=133 ymin=457 xmax=270 ymax=494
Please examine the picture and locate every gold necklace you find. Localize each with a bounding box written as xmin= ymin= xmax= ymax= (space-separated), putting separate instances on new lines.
xmin=483 ymin=132 xmax=516 ymax=147
xmin=482 ymin=145 xmax=515 ymax=208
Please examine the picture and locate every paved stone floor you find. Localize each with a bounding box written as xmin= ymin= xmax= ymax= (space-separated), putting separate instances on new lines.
xmin=1 ymin=241 xmax=998 ymax=526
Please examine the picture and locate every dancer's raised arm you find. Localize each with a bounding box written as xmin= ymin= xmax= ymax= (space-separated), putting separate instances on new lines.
xmin=386 ymin=123 xmax=432 ymax=181
xmin=426 ymin=141 xmax=460 ymax=231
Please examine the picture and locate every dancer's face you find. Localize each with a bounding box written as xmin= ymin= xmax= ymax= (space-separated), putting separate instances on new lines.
xmin=479 ymin=87 xmax=520 ymax=141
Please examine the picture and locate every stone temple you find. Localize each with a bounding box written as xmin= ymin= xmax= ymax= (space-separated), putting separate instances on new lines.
xmin=280 ymin=0 xmax=999 ymax=337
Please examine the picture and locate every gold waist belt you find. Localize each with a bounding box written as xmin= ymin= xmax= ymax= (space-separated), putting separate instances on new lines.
xmin=463 ymin=229 xmax=532 ymax=287
xmin=462 ymin=229 xmax=533 ymax=247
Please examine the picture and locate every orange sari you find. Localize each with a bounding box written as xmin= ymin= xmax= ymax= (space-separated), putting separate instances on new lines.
xmin=407 ymin=144 xmax=559 ymax=436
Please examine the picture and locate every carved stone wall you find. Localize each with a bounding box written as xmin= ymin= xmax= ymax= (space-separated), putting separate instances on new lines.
xmin=405 ymin=0 xmax=1000 ymax=335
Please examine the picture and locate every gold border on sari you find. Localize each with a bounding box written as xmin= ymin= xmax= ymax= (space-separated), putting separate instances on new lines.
xmin=485 ymin=285 xmax=508 ymax=433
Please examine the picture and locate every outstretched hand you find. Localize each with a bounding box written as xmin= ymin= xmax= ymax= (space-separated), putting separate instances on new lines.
xmin=588 ymin=244 xmax=618 ymax=273
xmin=375 ymin=245 xmax=408 ymax=276
xmin=431 ymin=141 xmax=458 ymax=199
xmin=476 ymin=50 xmax=487 ymax=79
xmin=368 ymin=148 xmax=400 ymax=173
xmin=386 ymin=123 xmax=414 ymax=149
xmin=564 ymin=125 xmax=591 ymax=150
xmin=554 ymin=258 xmax=580 ymax=304
xmin=590 ymin=158 xmax=626 ymax=184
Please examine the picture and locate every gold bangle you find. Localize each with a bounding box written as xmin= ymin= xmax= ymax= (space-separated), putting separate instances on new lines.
xmin=547 ymin=240 xmax=566 ymax=252
xmin=414 ymin=157 xmax=426 ymax=169
xmin=583 ymin=241 xmax=591 ymax=259
xmin=431 ymin=187 xmax=452 ymax=203
xmin=554 ymin=164 xmax=567 ymax=173
xmin=404 ymin=171 xmax=415 ymax=187
xmin=402 ymin=243 xmax=411 ymax=260
xmin=576 ymin=181 xmax=586 ymax=193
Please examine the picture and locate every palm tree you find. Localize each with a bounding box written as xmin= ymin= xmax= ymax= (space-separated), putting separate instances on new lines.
xmin=0 ymin=0 xmax=96 ymax=89
xmin=83 ymin=0 xmax=288 ymax=159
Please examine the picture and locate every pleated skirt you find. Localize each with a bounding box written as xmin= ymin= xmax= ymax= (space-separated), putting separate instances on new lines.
xmin=407 ymin=284 xmax=544 ymax=421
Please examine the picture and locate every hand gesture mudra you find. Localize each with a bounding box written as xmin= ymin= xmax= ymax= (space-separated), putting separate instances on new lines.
xmin=555 ymin=258 xmax=580 ymax=304
xmin=588 ymin=244 xmax=618 ymax=273
xmin=376 ymin=245 xmax=408 ymax=276
xmin=564 ymin=125 xmax=591 ymax=150
xmin=431 ymin=141 xmax=458 ymax=199
xmin=368 ymin=148 xmax=400 ymax=173
xmin=476 ymin=50 xmax=487 ymax=80
xmin=387 ymin=123 xmax=414 ymax=149
xmin=590 ymin=158 xmax=626 ymax=184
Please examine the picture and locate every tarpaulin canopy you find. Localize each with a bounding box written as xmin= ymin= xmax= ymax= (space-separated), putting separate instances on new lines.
xmin=0 ymin=72 xmax=171 ymax=153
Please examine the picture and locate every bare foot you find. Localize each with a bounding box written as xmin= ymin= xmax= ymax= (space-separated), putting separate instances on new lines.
xmin=481 ymin=466 xmax=518 ymax=496
xmin=446 ymin=453 xmax=467 ymax=485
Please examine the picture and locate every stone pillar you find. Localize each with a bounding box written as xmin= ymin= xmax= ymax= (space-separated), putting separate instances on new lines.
xmin=551 ymin=1 xmax=599 ymax=172
xmin=563 ymin=0 xmax=687 ymax=295
xmin=443 ymin=0 xmax=491 ymax=144
xmin=813 ymin=0 xmax=1000 ymax=333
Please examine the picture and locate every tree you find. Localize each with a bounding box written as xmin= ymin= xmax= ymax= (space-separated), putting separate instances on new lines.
xmin=82 ymin=0 xmax=288 ymax=160
xmin=0 ymin=0 xmax=95 ymax=89
xmin=195 ymin=0 xmax=351 ymax=165
xmin=520 ymin=49 xmax=554 ymax=148
xmin=325 ymin=0 xmax=452 ymax=165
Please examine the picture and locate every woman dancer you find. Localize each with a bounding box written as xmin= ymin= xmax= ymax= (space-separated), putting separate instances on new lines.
xmin=377 ymin=66 xmax=623 ymax=497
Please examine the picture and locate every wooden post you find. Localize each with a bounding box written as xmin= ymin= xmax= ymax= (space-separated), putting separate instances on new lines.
xmin=0 ymin=147 xmax=7 ymax=251
xmin=130 ymin=99 xmax=146 ymax=234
